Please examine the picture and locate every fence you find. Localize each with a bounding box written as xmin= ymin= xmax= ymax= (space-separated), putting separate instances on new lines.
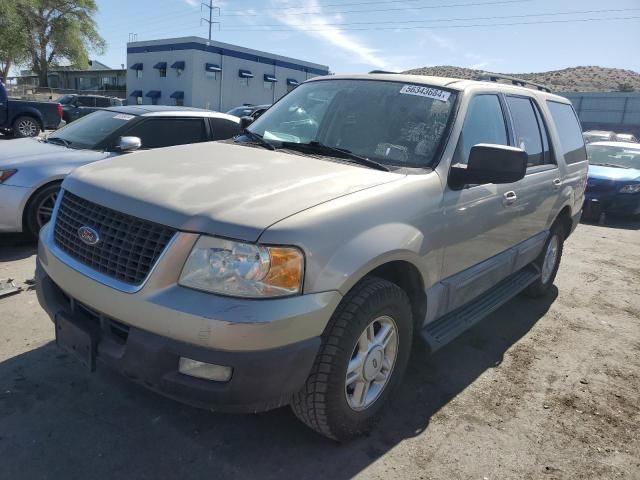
xmin=561 ymin=92 xmax=640 ymax=137
xmin=6 ymin=85 xmax=126 ymax=102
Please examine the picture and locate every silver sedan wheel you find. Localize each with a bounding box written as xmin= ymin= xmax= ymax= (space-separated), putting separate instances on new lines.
xmin=17 ymin=119 xmax=38 ymax=137
xmin=36 ymin=191 xmax=58 ymax=228
xmin=541 ymin=234 xmax=559 ymax=284
xmin=345 ymin=315 xmax=399 ymax=411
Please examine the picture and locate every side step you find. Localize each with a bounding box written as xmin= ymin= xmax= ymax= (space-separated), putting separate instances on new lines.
xmin=421 ymin=266 xmax=540 ymax=352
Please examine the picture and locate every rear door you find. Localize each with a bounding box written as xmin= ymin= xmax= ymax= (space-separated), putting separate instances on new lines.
xmin=0 ymin=82 xmax=8 ymax=125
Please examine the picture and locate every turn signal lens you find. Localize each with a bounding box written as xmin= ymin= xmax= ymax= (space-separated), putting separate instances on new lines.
xmin=264 ymin=247 xmax=304 ymax=292
xmin=0 ymin=169 xmax=17 ymax=183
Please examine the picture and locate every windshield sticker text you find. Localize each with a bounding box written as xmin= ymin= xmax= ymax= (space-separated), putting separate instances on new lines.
xmin=399 ymin=85 xmax=451 ymax=102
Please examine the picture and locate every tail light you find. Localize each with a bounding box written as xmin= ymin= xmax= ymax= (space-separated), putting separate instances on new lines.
xmin=57 ymin=103 xmax=63 ymax=118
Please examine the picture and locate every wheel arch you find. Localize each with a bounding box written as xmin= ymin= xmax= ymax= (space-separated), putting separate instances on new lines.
xmin=554 ymin=205 xmax=573 ymax=238
xmin=21 ymin=178 xmax=63 ymax=230
xmin=12 ymin=110 xmax=45 ymax=129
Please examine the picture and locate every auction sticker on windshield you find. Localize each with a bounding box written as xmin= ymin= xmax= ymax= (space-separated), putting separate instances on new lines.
xmin=399 ymin=85 xmax=451 ymax=102
xmin=113 ymin=114 xmax=134 ymax=121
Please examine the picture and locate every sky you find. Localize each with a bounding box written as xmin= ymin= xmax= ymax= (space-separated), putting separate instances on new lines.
xmin=93 ymin=0 xmax=640 ymax=74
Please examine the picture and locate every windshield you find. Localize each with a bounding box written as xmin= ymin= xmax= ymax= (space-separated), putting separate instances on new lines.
xmin=246 ymin=79 xmax=458 ymax=168
xmin=48 ymin=110 xmax=136 ymax=149
xmin=587 ymin=144 xmax=640 ymax=169
xmin=227 ymin=106 xmax=255 ymax=117
xmin=57 ymin=95 xmax=75 ymax=105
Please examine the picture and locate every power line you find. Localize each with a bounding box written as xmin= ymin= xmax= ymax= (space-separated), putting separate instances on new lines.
xmin=218 ymin=15 xmax=640 ymax=31
xmin=218 ymin=7 xmax=640 ymax=29
xmin=221 ymin=0 xmax=535 ymax=17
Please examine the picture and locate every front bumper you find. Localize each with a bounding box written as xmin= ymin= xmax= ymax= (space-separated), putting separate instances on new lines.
xmin=36 ymin=260 xmax=323 ymax=412
xmin=584 ymin=192 xmax=640 ymax=217
xmin=0 ymin=183 xmax=31 ymax=232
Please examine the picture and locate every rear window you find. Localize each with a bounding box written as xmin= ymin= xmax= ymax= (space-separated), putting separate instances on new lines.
xmin=547 ymin=101 xmax=587 ymax=164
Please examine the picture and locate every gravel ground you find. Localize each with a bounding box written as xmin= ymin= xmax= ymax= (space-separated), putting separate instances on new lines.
xmin=0 ymin=219 xmax=639 ymax=480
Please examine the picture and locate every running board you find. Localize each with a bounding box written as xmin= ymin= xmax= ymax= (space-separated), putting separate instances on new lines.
xmin=421 ymin=266 xmax=540 ymax=352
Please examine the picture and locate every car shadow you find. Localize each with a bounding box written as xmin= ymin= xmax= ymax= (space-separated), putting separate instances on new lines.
xmin=0 ymin=289 xmax=557 ymax=479
xmin=581 ymin=214 xmax=640 ymax=231
xmin=0 ymin=234 xmax=37 ymax=261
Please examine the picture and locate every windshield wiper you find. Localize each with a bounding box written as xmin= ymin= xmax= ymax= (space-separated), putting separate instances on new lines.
xmin=591 ymin=162 xmax=631 ymax=169
xmin=239 ymin=130 xmax=275 ymax=150
xmin=45 ymin=137 xmax=72 ymax=148
xmin=278 ymin=141 xmax=390 ymax=172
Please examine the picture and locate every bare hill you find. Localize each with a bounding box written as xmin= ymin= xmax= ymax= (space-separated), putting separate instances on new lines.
xmin=403 ymin=66 xmax=640 ymax=92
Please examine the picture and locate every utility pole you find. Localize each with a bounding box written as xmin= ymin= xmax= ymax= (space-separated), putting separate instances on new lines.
xmin=201 ymin=0 xmax=220 ymax=41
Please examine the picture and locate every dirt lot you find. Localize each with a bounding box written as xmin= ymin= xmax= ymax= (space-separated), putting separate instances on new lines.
xmin=1 ymin=220 xmax=639 ymax=480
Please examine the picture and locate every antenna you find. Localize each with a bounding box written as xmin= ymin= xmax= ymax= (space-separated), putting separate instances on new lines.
xmin=201 ymin=0 xmax=220 ymax=41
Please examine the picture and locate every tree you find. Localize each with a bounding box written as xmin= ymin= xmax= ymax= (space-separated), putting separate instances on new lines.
xmin=0 ymin=0 xmax=29 ymax=83
xmin=18 ymin=0 xmax=106 ymax=87
xmin=617 ymin=83 xmax=634 ymax=92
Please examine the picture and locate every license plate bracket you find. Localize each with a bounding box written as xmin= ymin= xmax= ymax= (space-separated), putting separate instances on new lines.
xmin=55 ymin=313 xmax=98 ymax=371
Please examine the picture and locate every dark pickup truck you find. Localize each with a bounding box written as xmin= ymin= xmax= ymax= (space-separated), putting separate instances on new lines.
xmin=0 ymin=82 xmax=63 ymax=138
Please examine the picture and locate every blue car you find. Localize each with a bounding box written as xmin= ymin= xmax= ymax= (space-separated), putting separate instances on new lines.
xmin=584 ymin=141 xmax=640 ymax=220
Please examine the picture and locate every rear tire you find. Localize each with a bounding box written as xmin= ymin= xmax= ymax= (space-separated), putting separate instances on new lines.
xmin=13 ymin=116 xmax=41 ymax=138
xmin=524 ymin=223 xmax=564 ymax=298
xmin=24 ymin=182 xmax=61 ymax=239
xmin=291 ymin=276 xmax=413 ymax=441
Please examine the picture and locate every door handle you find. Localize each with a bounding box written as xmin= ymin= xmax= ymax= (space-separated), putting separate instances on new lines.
xmin=552 ymin=178 xmax=562 ymax=190
xmin=503 ymin=191 xmax=517 ymax=206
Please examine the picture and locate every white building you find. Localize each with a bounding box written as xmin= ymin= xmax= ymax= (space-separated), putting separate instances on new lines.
xmin=126 ymin=36 xmax=330 ymax=112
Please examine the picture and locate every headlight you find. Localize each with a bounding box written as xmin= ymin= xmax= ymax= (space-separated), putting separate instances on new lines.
xmin=619 ymin=184 xmax=640 ymax=194
xmin=0 ymin=169 xmax=17 ymax=183
xmin=179 ymin=236 xmax=304 ymax=298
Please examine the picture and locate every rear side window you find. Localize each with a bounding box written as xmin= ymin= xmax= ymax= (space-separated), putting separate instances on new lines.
xmin=76 ymin=96 xmax=96 ymax=107
xmin=455 ymin=94 xmax=508 ymax=164
xmin=506 ymin=96 xmax=545 ymax=167
xmin=95 ymin=97 xmax=111 ymax=107
xmin=124 ymin=118 xmax=207 ymax=149
xmin=547 ymin=101 xmax=587 ymax=164
xmin=211 ymin=118 xmax=241 ymax=140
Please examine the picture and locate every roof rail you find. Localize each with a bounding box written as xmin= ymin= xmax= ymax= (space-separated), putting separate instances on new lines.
xmin=476 ymin=72 xmax=552 ymax=93
xmin=369 ymin=70 xmax=399 ymax=74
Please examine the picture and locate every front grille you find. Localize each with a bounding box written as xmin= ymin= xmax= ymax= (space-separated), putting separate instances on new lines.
xmin=53 ymin=191 xmax=176 ymax=285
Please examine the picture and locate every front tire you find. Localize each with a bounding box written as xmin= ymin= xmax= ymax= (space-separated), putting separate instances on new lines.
xmin=291 ymin=276 xmax=413 ymax=441
xmin=24 ymin=183 xmax=61 ymax=239
xmin=524 ymin=223 xmax=564 ymax=297
xmin=13 ymin=116 xmax=41 ymax=138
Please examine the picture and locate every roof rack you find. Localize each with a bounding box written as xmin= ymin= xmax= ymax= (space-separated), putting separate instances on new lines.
xmin=476 ymin=73 xmax=552 ymax=93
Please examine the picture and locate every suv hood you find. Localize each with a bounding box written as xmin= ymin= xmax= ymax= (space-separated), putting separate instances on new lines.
xmin=0 ymin=138 xmax=110 ymax=170
xmin=63 ymin=141 xmax=405 ymax=241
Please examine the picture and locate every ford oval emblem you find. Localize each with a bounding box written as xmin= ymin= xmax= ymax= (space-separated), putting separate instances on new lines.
xmin=77 ymin=226 xmax=100 ymax=246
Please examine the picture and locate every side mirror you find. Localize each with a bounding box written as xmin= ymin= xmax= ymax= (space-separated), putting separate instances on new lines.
xmin=116 ymin=136 xmax=141 ymax=152
xmin=449 ymin=144 xmax=527 ymax=189
xmin=239 ymin=115 xmax=254 ymax=131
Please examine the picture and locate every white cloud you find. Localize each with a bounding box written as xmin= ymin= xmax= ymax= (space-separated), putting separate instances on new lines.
xmin=270 ymin=0 xmax=398 ymax=71
xmin=182 ymin=0 xmax=199 ymax=7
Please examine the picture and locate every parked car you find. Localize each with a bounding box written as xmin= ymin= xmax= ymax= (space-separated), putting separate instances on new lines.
xmin=614 ymin=133 xmax=638 ymax=143
xmin=35 ymin=74 xmax=587 ymax=441
xmin=0 ymin=105 xmax=240 ymax=237
xmin=57 ymin=94 xmax=124 ymax=123
xmin=583 ymin=130 xmax=616 ymax=143
xmin=583 ymin=141 xmax=640 ymax=220
xmin=0 ymin=81 xmax=63 ymax=138
xmin=226 ymin=104 xmax=271 ymax=119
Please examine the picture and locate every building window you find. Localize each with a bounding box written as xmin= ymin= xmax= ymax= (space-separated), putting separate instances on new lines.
xmin=136 ymin=96 xmax=143 ymax=105
xmin=160 ymin=67 xmax=166 ymax=77
xmin=136 ymin=70 xmax=143 ymax=79
xmin=175 ymin=97 xmax=184 ymax=107
xmin=263 ymin=74 xmax=278 ymax=91
xmin=239 ymin=69 xmax=254 ymax=86
xmin=206 ymin=71 xmax=218 ymax=80
xmin=205 ymin=63 xmax=221 ymax=80
xmin=240 ymin=77 xmax=249 ymax=87
xmin=171 ymin=91 xmax=184 ymax=107
xmin=263 ymin=81 xmax=273 ymax=90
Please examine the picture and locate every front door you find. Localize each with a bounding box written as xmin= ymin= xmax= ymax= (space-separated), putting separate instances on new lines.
xmin=440 ymin=93 xmax=523 ymax=312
